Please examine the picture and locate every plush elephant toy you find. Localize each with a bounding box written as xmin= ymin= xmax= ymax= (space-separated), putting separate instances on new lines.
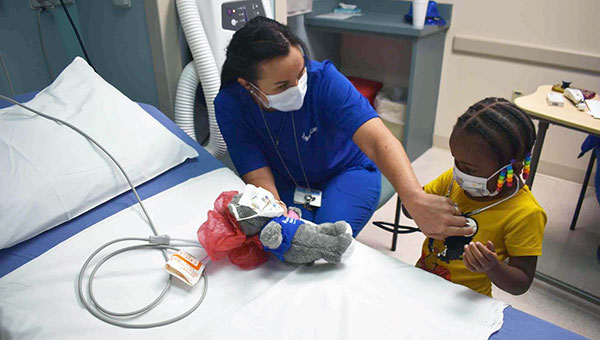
xmin=227 ymin=191 xmax=354 ymax=265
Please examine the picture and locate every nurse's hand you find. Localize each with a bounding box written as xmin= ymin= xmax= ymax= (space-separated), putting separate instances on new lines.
xmin=406 ymin=191 xmax=471 ymax=240
xmin=275 ymin=200 xmax=288 ymax=217
xmin=352 ymin=119 xmax=469 ymax=238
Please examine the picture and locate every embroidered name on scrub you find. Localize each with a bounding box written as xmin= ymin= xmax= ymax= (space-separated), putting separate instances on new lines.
xmin=302 ymin=127 xmax=318 ymax=142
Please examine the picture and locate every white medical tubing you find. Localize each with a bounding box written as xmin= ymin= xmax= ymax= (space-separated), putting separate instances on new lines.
xmin=175 ymin=0 xmax=227 ymax=158
xmin=0 ymin=94 xmax=208 ymax=328
xmin=77 ymin=238 xmax=208 ymax=328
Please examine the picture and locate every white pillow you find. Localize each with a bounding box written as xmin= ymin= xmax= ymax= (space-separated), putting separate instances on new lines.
xmin=0 ymin=57 xmax=199 ymax=249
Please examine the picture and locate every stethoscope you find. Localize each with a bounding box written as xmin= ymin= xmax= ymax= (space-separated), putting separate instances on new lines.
xmin=398 ymin=177 xmax=521 ymax=240
xmin=430 ymin=178 xmax=522 ymax=260
xmin=257 ymin=104 xmax=317 ymax=210
xmin=446 ymin=177 xmax=521 ymax=236
xmin=270 ymin=113 xmax=313 ymax=207
xmin=251 ymin=62 xmax=317 ymax=210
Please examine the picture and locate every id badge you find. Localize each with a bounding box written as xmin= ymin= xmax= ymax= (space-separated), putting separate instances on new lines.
xmin=293 ymin=186 xmax=322 ymax=208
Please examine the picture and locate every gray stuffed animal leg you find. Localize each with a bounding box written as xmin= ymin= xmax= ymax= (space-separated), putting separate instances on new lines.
xmin=283 ymin=221 xmax=353 ymax=264
xmin=260 ymin=220 xmax=284 ymax=249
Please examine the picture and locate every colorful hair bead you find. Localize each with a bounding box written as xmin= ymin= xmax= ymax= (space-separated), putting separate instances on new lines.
xmin=506 ymin=160 xmax=515 ymax=187
xmin=523 ymin=153 xmax=532 ymax=180
xmin=497 ymin=169 xmax=507 ymax=192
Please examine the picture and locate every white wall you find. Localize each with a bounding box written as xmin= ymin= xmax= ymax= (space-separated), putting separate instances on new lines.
xmin=339 ymin=1 xmax=599 ymax=184
xmin=435 ymin=0 xmax=600 ymax=185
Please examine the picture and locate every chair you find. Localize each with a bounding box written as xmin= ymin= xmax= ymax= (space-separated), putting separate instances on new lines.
xmin=373 ymin=174 xmax=419 ymax=251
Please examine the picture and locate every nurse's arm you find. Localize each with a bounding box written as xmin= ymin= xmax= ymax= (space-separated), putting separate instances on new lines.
xmin=242 ymin=166 xmax=285 ymax=205
xmin=353 ymin=118 xmax=470 ymax=239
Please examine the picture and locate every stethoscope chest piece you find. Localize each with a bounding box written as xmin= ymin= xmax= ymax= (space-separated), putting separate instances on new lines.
xmin=464 ymin=216 xmax=478 ymax=237
xmin=437 ymin=215 xmax=480 ymax=262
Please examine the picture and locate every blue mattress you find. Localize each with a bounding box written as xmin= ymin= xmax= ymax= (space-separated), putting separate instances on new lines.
xmin=0 ymin=94 xmax=585 ymax=340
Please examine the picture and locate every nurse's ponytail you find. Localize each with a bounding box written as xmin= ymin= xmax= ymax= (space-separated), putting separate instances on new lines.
xmin=220 ymin=16 xmax=308 ymax=90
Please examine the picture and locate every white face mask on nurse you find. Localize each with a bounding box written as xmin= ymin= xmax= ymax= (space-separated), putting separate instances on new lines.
xmin=238 ymin=44 xmax=308 ymax=112
xmin=250 ymin=69 xmax=307 ymax=111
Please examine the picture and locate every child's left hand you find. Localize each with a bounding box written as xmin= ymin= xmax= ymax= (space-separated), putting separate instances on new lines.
xmin=463 ymin=241 xmax=499 ymax=273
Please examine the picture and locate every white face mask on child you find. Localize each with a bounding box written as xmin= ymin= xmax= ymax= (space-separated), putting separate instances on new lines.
xmin=453 ymin=163 xmax=511 ymax=197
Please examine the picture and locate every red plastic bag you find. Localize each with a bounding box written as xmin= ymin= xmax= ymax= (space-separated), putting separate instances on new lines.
xmin=228 ymin=235 xmax=268 ymax=269
xmin=197 ymin=210 xmax=245 ymax=261
xmin=197 ymin=191 xmax=268 ymax=269
xmin=213 ymin=190 xmax=236 ymax=215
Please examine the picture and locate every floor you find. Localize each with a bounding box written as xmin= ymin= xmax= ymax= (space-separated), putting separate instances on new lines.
xmin=357 ymin=147 xmax=600 ymax=339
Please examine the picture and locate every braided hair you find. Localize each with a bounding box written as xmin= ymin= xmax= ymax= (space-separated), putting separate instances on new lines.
xmin=220 ymin=16 xmax=309 ymax=90
xmin=452 ymin=97 xmax=536 ymax=166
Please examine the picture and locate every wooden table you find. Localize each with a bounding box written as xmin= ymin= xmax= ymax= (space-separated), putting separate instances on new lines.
xmin=515 ymin=84 xmax=600 ymax=305
xmin=515 ymin=85 xmax=599 ymax=229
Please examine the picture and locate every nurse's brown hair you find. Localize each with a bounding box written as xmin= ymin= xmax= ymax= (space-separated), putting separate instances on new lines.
xmin=220 ymin=16 xmax=308 ymax=90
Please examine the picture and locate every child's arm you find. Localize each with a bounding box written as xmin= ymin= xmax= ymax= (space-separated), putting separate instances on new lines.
xmin=463 ymin=241 xmax=536 ymax=295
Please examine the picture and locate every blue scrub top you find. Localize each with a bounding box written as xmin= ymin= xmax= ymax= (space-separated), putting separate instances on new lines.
xmin=214 ymin=60 xmax=378 ymax=187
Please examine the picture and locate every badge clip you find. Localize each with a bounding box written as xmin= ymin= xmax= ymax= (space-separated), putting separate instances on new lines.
xmin=293 ymin=186 xmax=322 ymax=208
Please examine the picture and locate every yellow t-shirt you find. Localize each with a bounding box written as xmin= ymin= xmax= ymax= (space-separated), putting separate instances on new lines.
xmin=416 ymin=168 xmax=547 ymax=297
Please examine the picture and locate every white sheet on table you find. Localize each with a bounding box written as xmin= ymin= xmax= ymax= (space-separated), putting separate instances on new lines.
xmin=203 ymin=245 xmax=507 ymax=340
xmin=0 ymin=167 xmax=507 ymax=340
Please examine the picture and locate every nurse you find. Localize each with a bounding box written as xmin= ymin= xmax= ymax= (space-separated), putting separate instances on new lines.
xmin=215 ymin=16 xmax=468 ymax=238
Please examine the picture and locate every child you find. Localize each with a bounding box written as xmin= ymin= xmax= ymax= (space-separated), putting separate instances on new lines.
xmin=414 ymin=97 xmax=547 ymax=297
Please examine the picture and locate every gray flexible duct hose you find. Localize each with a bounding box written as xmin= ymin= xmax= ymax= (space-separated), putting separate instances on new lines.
xmin=174 ymin=61 xmax=198 ymax=142
xmin=175 ymin=0 xmax=226 ymax=158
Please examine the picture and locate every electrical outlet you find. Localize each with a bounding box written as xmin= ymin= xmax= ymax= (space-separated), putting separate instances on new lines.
xmin=30 ymin=0 xmax=75 ymax=9
xmin=511 ymin=90 xmax=523 ymax=103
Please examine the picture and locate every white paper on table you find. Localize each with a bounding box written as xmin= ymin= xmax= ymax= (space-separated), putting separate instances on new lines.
xmin=314 ymin=12 xmax=362 ymax=20
xmin=586 ymin=99 xmax=600 ymax=119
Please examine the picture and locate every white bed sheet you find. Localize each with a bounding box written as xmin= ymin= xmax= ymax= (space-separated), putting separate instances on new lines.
xmin=0 ymin=167 xmax=507 ymax=340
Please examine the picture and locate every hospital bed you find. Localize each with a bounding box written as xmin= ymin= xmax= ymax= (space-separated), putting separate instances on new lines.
xmin=0 ymin=90 xmax=585 ymax=340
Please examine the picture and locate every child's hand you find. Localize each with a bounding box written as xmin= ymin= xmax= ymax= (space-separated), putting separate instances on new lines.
xmin=463 ymin=241 xmax=499 ymax=273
